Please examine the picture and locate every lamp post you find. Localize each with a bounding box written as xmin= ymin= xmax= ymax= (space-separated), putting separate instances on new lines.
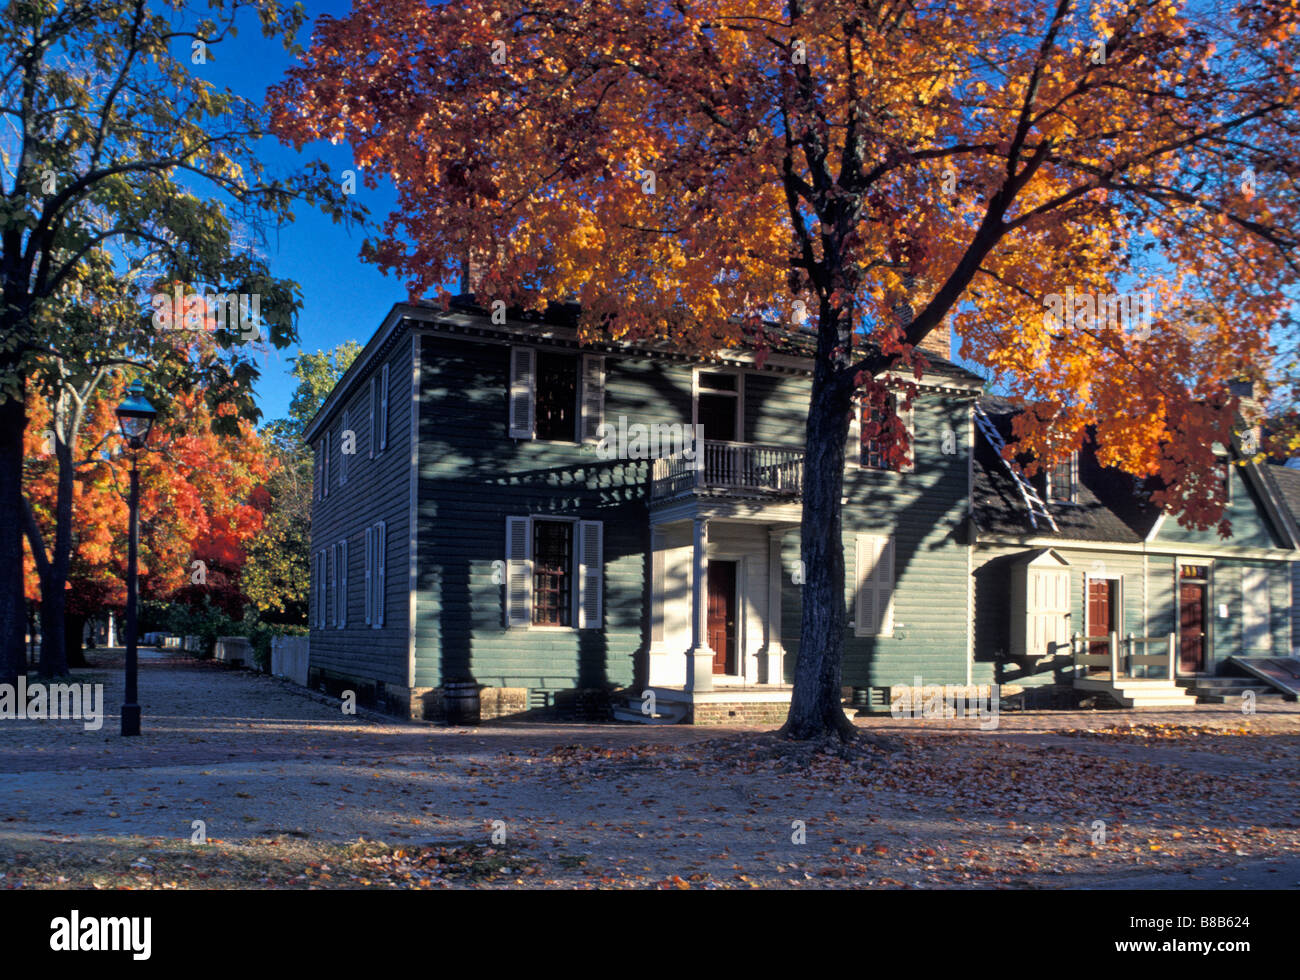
xmin=115 ymin=380 xmax=156 ymax=737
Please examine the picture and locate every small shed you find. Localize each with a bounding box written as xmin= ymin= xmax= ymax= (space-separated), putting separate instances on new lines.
xmin=1010 ymin=549 xmax=1072 ymax=660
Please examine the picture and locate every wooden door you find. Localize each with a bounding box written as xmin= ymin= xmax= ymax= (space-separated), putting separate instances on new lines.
xmin=1179 ymin=582 xmax=1207 ymax=673
xmin=1086 ymin=579 xmax=1116 ymax=672
xmin=707 ymin=561 xmax=737 ymax=674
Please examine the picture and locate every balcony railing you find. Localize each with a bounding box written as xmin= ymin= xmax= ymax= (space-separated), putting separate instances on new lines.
xmin=650 ymin=440 xmax=804 ymax=502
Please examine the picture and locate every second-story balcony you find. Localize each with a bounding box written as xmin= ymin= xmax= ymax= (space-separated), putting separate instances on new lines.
xmin=650 ymin=440 xmax=804 ymax=503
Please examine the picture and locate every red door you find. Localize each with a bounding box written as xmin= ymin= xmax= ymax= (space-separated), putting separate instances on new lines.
xmin=1087 ymin=579 xmax=1116 ymax=673
xmin=707 ymin=562 xmax=736 ymax=675
xmin=1179 ymin=583 xmax=1207 ymax=674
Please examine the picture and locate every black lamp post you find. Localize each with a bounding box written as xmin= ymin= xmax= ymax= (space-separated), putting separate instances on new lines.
xmin=115 ymin=380 xmax=156 ymax=737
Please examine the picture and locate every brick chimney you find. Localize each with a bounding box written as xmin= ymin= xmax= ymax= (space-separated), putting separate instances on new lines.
xmin=893 ymin=274 xmax=952 ymax=360
xmin=1229 ymin=378 xmax=1265 ymax=453
xmin=459 ymin=251 xmax=488 ymax=296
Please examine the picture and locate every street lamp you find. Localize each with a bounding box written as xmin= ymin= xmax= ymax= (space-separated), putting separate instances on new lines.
xmin=115 ymin=380 xmax=156 ymax=736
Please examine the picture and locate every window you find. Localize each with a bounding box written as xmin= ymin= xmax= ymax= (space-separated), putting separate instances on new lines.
xmin=505 ymin=516 xmax=603 ymax=629
xmin=508 ymin=347 xmax=605 ymax=442
xmin=535 ymin=352 xmax=579 ymax=442
xmin=335 ymin=538 xmax=348 ymax=628
xmin=322 ymin=433 xmax=331 ymax=498
xmin=854 ymin=533 xmax=895 ymax=636
xmin=378 ymin=362 xmax=389 ymax=452
xmin=695 ymin=369 xmax=741 ymax=442
xmin=368 ymin=376 xmax=376 ymax=459
xmin=364 ymin=521 xmax=386 ymax=627
xmin=1047 ymin=452 xmax=1077 ymax=504
xmin=859 ymin=393 xmax=914 ymax=472
xmin=340 ymin=409 xmax=349 ymax=486
xmin=533 ymin=520 xmax=573 ymax=626
xmin=314 ymin=550 xmax=328 ymax=629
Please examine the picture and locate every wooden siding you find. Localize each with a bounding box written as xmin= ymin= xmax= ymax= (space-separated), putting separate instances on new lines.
xmin=779 ymin=394 xmax=978 ymax=689
xmin=307 ymin=329 xmax=414 ymax=691
xmin=413 ymin=334 xmax=679 ymax=696
xmin=973 ymin=543 xmax=1292 ymax=686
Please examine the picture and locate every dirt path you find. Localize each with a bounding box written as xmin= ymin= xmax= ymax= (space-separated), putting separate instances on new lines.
xmin=1 ymin=653 xmax=1297 ymax=889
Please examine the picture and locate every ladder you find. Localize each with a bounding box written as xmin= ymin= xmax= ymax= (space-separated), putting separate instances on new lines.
xmin=973 ymin=404 xmax=1059 ymax=532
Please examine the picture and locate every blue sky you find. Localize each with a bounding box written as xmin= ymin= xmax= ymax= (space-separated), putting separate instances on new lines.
xmin=201 ymin=0 xmax=412 ymax=424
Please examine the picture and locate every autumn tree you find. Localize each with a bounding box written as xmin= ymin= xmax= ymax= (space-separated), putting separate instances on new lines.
xmin=0 ymin=0 xmax=361 ymax=684
xmin=24 ymin=372 xmax=275 ymax=664
xmin=271 ymin=0 xmax=1300 ymax=739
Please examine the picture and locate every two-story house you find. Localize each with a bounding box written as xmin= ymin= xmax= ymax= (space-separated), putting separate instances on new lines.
xmin=304 ymin=295 xmax=987 ymax=723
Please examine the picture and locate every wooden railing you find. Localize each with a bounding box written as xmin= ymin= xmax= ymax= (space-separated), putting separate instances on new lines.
xmin=1070 ymin=631 xmax=1176 ymax=679
xmin=650 ymin=440 xmax=804 ymax=502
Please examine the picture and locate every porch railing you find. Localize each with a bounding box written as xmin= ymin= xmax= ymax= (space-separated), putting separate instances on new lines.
xmin=650 ymin=440 xmax=804 ymax=502
xmin=1070 ymin=631 xmax=1176 ymax=679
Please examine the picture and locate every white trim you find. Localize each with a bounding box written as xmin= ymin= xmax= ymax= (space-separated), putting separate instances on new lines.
xmin=1083 ymin=571 xmax=1123 ymax=640
xmin=692 ymin=366 xmax=744 ymax=442
xmin=1174 ymin=557 xmax=1214 ymax=672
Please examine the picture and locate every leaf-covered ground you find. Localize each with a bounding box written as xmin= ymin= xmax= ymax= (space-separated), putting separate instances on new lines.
xmin=1 ymin=654 xmax=1297 ymax=889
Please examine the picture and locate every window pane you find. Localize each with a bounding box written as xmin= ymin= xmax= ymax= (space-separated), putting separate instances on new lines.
xmin=698 ymin=371 xmax=737 ymax=392
xmin=1048 ymin=456 xmax=1074 ymax=502
xmin=698 ymin=392 xmax=737 ymax=441
xmin=535 ymin=352 xmax=578 ymax=441
xmin=533 ymin=520 xmax=573 ymax=626
xmin=861 ymin=395 xmax=895 ymax=470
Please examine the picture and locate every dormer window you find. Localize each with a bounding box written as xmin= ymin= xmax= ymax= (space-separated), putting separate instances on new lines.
xmin=1046 ymin=452 xmax=1077 ymax=505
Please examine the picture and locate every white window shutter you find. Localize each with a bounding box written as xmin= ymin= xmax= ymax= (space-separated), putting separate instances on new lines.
xmin=581 ymin=355 xmax=605 ymax=444
xmin=578 ymin=520 xmax=604 ymax=629
xmin=364 ymin=527 xmax=373 ymax=625
xmin=855 ymin=534 xmax=896 ymax=636
xmin=322 ymin=436 xmax=330 ymax=497
xmin=877 ymin=536 xmax=896 ymax=635
xmin=508 ymin=347 xmax=536 ymax=439
xmin=379 ymin=363 xmax=390 ymax=451
xmin=505 ymin=516 xmax=532 ymax=627
xmin=375 ymin=520 xmax=386 ymax=627
xmin=899 ymin=400 xmax=916 ymax=473
xmin=855 ymin=535 xmax=876 ymax=636
xmin=847 ymin=394 xmax=861 ymax=468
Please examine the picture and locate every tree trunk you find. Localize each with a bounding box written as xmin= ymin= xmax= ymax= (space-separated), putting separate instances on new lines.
xmin=0 ymin=392 xmax=27 ymax=686
xmin=38 ymin=579 xmax=67 ymax=678
xmin=65 ymin=612 xmax=87 ymax=669
xmin=781 ymin=317 xmax=858 ymax=741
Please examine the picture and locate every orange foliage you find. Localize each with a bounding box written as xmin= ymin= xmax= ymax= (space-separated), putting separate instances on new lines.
xmin=23 ymin=375 xmax=275 ymax=616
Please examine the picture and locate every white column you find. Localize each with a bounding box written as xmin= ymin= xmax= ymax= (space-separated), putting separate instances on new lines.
xmin=647 ymin=529 xmax=669 ymax=686
xmin=686 ymin=517 xmax=714 ymax=691
xmin=765 ymin=528 xmax=787 ymax=685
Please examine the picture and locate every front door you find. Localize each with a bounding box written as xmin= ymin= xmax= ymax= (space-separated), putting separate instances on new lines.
xmin=1086 ymin=578 xmax=1117 ymax=673
xmin=1179 ymin=582 xmax=1207 ymax=674
xmin=707 ymin=561 xmax=737 ymax=675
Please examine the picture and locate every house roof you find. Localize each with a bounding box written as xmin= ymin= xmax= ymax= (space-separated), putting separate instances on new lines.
xmin=304 ymin=295 xmax=987 ymax=441
xmin=1267 ymin=463 xmax=1300 ymax=532
xmin=972 ymin=398 xmax=1151 ymax=543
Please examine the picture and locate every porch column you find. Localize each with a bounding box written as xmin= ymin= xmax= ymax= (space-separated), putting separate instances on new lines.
xmin=686 ymin=517 xmax=714 ymax=691
xmin=765 ymin=528 xmax=787 ymax=684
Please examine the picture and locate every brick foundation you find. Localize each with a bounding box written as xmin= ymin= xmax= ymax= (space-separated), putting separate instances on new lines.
xmin=690 ymin=702 xmax=790 ymax=726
